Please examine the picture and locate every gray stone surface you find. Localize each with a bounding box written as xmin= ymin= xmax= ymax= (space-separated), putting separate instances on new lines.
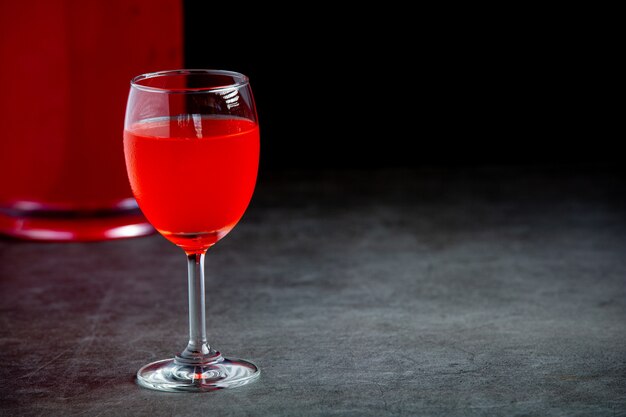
xmin=1 ymin=167 xmax=625 ymax=416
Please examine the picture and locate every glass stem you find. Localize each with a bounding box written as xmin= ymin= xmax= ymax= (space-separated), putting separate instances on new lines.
xmin=177 ymin=251 xmax=219 ymax=364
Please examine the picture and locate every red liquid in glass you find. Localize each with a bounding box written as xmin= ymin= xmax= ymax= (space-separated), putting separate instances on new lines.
xmin=124 ymin=116 xmax=260 ymax=253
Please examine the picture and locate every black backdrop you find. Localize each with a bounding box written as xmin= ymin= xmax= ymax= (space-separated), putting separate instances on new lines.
xmin=183 ymin=2 xmax=618 ymax=174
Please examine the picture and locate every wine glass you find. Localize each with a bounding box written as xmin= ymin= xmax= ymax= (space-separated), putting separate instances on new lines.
xmin=123 ymin=69 xmax=261 ymax=392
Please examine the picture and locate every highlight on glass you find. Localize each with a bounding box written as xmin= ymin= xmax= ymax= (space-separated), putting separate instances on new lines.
xmin=123 ymin=69 xmax=260 ymax=392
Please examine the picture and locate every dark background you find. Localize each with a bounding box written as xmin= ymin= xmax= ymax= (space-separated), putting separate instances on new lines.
xmin=183 ymin=2 xmax=619 ymax=175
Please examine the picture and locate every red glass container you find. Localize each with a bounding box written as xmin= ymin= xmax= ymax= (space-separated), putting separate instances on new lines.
xmin=0 ymin=0 xmax=183 ymax=241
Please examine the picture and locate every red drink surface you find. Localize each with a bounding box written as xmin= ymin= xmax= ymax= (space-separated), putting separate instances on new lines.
xmin=124 ymin=116 xmax=260 ymax=252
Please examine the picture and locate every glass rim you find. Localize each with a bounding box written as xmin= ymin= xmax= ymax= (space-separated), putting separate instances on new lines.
xmin=130 ymin=69 xmax=250 ymax=94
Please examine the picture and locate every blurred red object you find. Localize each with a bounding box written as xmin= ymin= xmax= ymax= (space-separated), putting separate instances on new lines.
xmin=0 ymin=0 xmax=183 ymax=241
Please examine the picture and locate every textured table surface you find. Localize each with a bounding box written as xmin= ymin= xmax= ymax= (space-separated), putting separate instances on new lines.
xmin=1 ymin=167 xmax=625 ymax=416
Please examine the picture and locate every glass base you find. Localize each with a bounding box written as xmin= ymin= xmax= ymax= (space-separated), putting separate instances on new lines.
xmin=136 ymin=354 xmax=260 ymax=392
xmin=0 ymin=204 xmax=155 ymax=241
